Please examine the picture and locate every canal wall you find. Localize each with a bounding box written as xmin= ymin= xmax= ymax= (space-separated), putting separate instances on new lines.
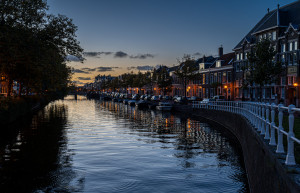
xmin=173 ymin=105 xmax=300 ymax=193
xmin=0 ymin=96 xmax=59 ymax=126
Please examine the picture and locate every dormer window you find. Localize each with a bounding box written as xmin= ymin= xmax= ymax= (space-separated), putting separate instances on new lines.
xmin=216 ymin=61 xmax=221 ymax=68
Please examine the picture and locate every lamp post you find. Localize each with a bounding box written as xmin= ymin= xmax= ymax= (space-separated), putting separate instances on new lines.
xmin=293 ymin=82 xmax=298 ymax=107
xmin=224 ymin=85 xmax=228 ymax=100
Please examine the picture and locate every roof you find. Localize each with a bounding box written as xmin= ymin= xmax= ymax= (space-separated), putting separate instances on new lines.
xmin=209 ymin=52 xmax=235 ymax=68
xmin=234 ymin=1 xmax=300 ymax=50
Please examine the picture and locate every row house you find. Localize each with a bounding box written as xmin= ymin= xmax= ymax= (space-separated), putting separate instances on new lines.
xmin=233 ymin=2 xmax=300 ymax=106
xmin=198 ymin=50 xmax=235 ymax=100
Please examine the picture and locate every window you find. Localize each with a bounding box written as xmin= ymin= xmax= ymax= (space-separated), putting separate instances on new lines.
xmin=206 ymin=74 xmax=209 ymax=84
xmin=281 ymin=55 xmax=285 ymax=63
xmin=214 ymin=73 xmax=217 ymax=82
xmin=216 ymin=61 xmax=221 ymax=67
xmin=263 ymin=34 xmax=267 ymax=39
xmin=293 ymin=52 xmax=297 ymax=65
xmin=288 ymin=76 xmax=293 ymax=85
xmin=218 ymin=72 xmax=221 ymax=83
xmin=295 ymin=41 xmax=298 ymax=50
xmin=281 ymin=44 xmax=286 ymax=53
xmin=222 ymin=72 xmax=227 ymax=83
xmin=268 ymin=33 xmax=271 ymax=39
xmin=240 ymin=53 xmax=243 ymax=60
xmin=236 ymin=54 xmax=240 ymax=60
xmin=272 ymin=31 xmax=277 ymax=40
xmin=289 ymin=42 xmax=293 ymax=51
xmin=227 ymin=71 xmax=232 ymax=82
xmin=203 ymin=74 xmax=205 ymax=84
xmin=281 ymin=77 xmax=286 ymax=85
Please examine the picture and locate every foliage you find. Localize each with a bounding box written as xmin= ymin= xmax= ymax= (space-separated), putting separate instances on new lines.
xmin=0 ymin=0 xmax=83 ymax=97
xmin=174 ymin=55 xmax=198 ymax=96
xmin=247 ymin=39 xmax=283 ymax=86
xmin=155 ymin=67 xmax=172 ymax=95
xmin=246 ymin=39 xmax=283 ymax=99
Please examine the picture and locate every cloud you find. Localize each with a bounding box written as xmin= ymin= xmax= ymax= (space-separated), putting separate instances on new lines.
xmin=81 ymin=67 xmax=96 ymax=72
xmin=83 ymin=52 xmax=113 ymax=58
xmin=72 ymin=69 xmax=90 ymax=74
xmin=71 ymin=80 xmax=85 ymax=85
xmin=114 ymin=51 xmax=128 ymax=58
xmin=78 ymin=77 xmax=91 ymax=80
xmin=127 ymin=65 xmax=154 ymax=71
xmin=96 ymin=67 xmax=119 ymax=72
xmin=66 ymin=55 xmax=83 ymax=62
xmin=130 ymin=54 xmax=155 ymax=59
xmin=193 ymin=52 xmax=202 ymax=57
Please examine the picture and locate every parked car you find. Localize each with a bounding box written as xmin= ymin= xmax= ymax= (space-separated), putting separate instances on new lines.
xmin=174 ymin=96 xmax=188 ymax=104
xmin=200 ymin=98 xmax=215 ymax=105
xmin=212 ymin=95 xmax=225 ymax=101
xmin=151 ymin=95 xmax=160 ymax=101
xmin=188 ymin=96 xmax=201 ymax=101
xmin=163 ymin=96 xmax=172 ymax=101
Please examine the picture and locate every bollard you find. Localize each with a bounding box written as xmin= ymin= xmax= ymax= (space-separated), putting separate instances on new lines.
xmin=265 ymin=103 xmax=270 ymax=139
xmin=269 ymin=103 xmax=276 ymax=146
xmin=276 ymin=104 xmax=285 ymax=153
xmin=285 ymin=105 xmax=296 ymax=165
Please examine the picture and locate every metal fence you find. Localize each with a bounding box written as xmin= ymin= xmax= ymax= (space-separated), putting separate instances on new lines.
xmin=192 ymin=101 xmax=300 ymax=166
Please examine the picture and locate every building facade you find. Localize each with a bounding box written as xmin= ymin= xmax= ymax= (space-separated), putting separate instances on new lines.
xmin=233 ymin=2 xmax=300 ymax=106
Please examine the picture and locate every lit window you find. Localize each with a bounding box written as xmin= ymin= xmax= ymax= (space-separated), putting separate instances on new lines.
xmin=240 ymin=53 xmax=243 ymax=60
xmin=295 ymin=41 xmax=298 ymax=50
xmin=236 ymin=54 xmax=239 ymax=60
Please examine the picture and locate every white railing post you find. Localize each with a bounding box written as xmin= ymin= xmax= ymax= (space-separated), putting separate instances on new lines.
xmin=261 ymin=102 xmax=266 ymax=135
xmin=265 ymin=103 xmax=270 ymax=139
xmin=285 ymin=105 xmax=296 ymax=165
xmin=269 ymin=103 xmax=276 ymax=146
xmin=257 ymin=103 xmax=262 ymax=132
xmin=276 ymin=104 xmax=285 ymax=153
xmin=255 ymin=103 xmax=259 ymax=129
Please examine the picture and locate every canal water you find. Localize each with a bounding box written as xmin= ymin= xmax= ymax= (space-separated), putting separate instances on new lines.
xmin=0 ymin=96 xmax=249 ymax=192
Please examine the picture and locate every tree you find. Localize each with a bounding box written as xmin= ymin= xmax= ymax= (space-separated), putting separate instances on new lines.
xmin=247 ymin=39 xmax=283 ymax=101
xmin=174 ymin=55 xmax=198 ymax=97
xmin=156 ymin=67 xmax=172 ymax=96
xmin=0 ymin=0 xmax=83 ymax=97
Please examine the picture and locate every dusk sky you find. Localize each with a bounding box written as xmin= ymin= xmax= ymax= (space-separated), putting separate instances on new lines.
xmin=47 ymin=0 xmax=296 ymax=85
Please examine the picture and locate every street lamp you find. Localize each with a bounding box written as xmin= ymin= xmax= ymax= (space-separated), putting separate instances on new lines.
xmin=294 ymin=82 xmax=298 ymax=107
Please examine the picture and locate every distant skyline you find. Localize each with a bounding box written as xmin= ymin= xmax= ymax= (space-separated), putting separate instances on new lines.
xmin=47 ymin=0 xmax=296 ymax=85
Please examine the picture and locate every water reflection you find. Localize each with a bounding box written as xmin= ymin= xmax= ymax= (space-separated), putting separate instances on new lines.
xmin=0 ymin=103 xmax=83 ymax=193
xmin=0 ymin=98 xmax=249 ymax=193
xmin=96 ymin=100 xmax=249 ymax=192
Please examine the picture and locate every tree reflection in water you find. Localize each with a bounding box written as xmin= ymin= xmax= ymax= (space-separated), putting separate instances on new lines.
xmin=0 ymin=103 xmax=83 ymax=193
xmin=97 ymin=100 xmax=249 ymax=193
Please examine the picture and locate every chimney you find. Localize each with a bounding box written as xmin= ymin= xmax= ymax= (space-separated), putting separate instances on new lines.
xmin=218 ymin=45 xmax=223 ymax=57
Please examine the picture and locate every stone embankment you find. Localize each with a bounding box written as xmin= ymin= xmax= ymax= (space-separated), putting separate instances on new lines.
xmin=173 ymin=104 xmax=300 ymax=193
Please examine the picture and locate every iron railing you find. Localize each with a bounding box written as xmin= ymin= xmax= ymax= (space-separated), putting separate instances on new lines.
xmin=192 ymin=101 xmax=300 ymax=166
